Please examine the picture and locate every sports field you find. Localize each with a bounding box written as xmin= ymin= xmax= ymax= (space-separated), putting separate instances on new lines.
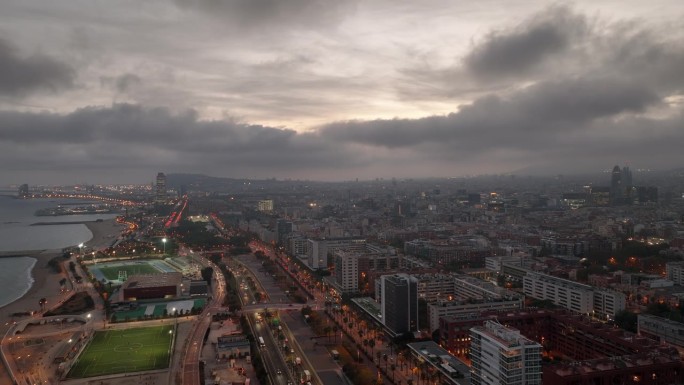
xmin=67 ymin=325 xmax=174 ymax=378
xmin=97 ymin=263 xmax=160 ymax=281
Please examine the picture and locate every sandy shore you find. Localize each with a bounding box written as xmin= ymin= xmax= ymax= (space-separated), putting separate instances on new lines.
xmin=0 ymin=219 xmax=125 ymax=318
xmin=0 ymin=218 xmax=126 ymax=385
xmin=83 ymin=219 xmax=127 ymax=250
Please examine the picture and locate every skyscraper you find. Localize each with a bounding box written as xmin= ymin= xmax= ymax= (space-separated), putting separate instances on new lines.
xmin=610 ymin=165 xmax=622 ymax=205
xmin=470 ymin=321 xmax=542 ymax=385
xmin=380 ymin=274 xmax=418 ymax=335
xmin=155 ymin=172 xmax=166 ymax=204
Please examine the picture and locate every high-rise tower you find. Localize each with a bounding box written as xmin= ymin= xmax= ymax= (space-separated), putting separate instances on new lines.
xmin=155 ymin=172 xmax=167 ymax=204
xmin=380 ymin=274 xmax=418 ymax=335
xmin=610 ymin=165 xmax=623 ymax=206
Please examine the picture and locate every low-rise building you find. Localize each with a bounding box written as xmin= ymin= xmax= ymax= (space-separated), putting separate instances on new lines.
xmin=638 ymin=314 xmax=684 ymax=348
xmin=523 ymin=272 xmax=594 ymax=314
xmin=121 ymin=272 xmax=182 ymax=301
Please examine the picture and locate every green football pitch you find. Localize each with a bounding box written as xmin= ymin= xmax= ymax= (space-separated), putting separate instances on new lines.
xmin=97 ymin=263 xmax=160 ymax=280
xmin=67 ymin=325 xmax=174 ymax=378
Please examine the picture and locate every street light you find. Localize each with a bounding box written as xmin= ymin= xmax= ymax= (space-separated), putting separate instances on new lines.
xmin=162 ymin=238 xmax=167 ymax=254
xmin=78 ymin=243 xmax=84 ymax=258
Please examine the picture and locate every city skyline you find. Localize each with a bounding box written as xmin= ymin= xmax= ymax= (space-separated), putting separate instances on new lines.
xmin=1 ymin=1 xmax=683 ymax=184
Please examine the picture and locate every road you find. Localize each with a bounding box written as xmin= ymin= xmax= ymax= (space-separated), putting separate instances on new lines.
xmin=181 ymin=252 xmax=226 ymax=385
xmin=249 ymin=241 xmax=402 ymax=385
xmin=236 ymin=251 xmax=347 ymax=385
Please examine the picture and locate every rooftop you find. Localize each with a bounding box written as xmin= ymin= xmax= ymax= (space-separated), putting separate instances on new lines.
xmin=122 ymin=272 xmax=183 ymax=289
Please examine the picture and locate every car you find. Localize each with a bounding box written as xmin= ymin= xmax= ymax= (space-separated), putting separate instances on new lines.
xmin=276 ymin=369 xmax=282 ymax=375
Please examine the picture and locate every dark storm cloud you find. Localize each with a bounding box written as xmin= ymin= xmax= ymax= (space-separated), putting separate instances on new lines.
xmin=399 ymin=5 xmax=684 ymax=103
xmin=321 ymin=76 xmax=661 ymax=148
xmin=0 ymin=36 xmax=74 ymax=97
xmin=0 ymin=104 xmax=368 ymax=177
xmin=1 ymin=2 xmax=683 ymax=183
xmin=464 ymin=5 xmax=588 ymax=79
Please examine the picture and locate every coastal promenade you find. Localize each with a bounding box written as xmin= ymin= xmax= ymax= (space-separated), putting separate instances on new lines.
xmin=0 ymin=219 xmax=126 ymax=385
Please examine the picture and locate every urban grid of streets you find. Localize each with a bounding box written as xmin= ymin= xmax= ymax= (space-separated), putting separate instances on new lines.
xmin=1 ymin=223 xmax=405 ymax=385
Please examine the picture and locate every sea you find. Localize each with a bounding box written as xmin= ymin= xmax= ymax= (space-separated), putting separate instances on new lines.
xmin=0 ymin=194 xmax=117 ymax=308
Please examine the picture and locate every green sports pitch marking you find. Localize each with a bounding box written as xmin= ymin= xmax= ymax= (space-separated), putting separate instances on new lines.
xmin=66 ymin=325 xmax=174 ymax=378
xmin=97 ymin=263 xmax=161 ymax=281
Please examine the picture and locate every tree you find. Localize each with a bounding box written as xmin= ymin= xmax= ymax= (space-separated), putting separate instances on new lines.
xmin=47 ymin=257 xmax=62 ymax=273
xmin=614 ymin=310 xmax=638 ymax=332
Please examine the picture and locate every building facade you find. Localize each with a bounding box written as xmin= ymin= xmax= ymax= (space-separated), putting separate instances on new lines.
xmin=666 ymin=262 xmax=684 ymax=286
xmin=523 ymin=272 xmax=594 ymax=314
xmin=381 ymin=274 xmax=418 ymax=335
xmin=155 ymin=172 xmax=166 ymax=204
xmin=638 ymin=314 xmax=684 ymax=348
xmin=470 ymin=321 xmax=542 ymax=385
xmin=592 ymin=289 xmax=626 ymax=319
xmin=333 ymin=251 xmax=359 ymax=294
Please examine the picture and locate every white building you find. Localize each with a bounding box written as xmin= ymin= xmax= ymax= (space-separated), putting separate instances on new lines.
xmin=289 ymin=237 xmax=308 ymax=257
xmin=454 ymin=276 xmax=518 ymax=301
xmin=638 ymin=313 xmax=684 ymax=348
xmin=592 ymin=289 xmax=626 ymax=320
xmin=523 ymin=272 xmax=594 ymax=314
xmin=470 ymin=321 xmax=542 ymax=385
xmin=307 ymin=238 xmax=366 ymax=270
xmin=427 ymin=298 xmax=523 ymax=333
xmin=333 ymin=251 xmax=359 ymax=294
xmin=666 ymin=262 xmax=684 ymax=286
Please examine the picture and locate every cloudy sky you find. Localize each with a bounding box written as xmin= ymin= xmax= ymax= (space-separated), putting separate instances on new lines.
xmin=1 ymin=0 xmax=683 ymax=184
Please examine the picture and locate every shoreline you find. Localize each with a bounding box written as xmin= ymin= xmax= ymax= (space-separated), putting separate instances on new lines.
xmin=0 ymin=257 xmax=36 ymax=309
xmin=0 ymin=218 xmax=125 ymax=315
xmin=0 ymin=218 xmax=126 ymax=384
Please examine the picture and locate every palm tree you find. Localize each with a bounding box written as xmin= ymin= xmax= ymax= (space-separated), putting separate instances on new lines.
xmin=369 ymin=339 xmax=376 ymax=358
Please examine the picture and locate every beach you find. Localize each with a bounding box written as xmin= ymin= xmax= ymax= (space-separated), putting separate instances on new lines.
xmin=0 ymin=218 xmax=125 ymax=385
